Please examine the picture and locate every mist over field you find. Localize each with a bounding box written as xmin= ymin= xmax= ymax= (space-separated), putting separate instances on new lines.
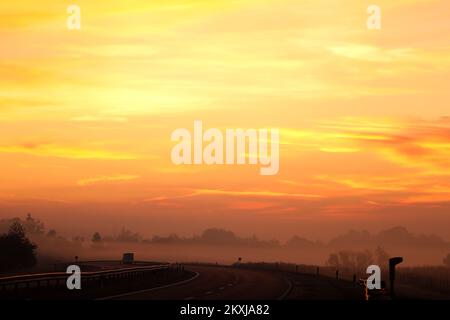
xmin=1 ymin=215 xmax=449 ymax=269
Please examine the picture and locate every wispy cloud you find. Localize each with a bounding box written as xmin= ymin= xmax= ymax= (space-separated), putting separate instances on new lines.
xmin=193 ymin=188 xmax=324 ymax=199
xmin=328 ymin=45 xmax=414 ymax=62
xmin=284 ymin=117 xmax=450 ymax=171
xmin=0 ymin=143 xmax=138 ymax=160
xmin=77 ymin=174 xmax=140 ymax=186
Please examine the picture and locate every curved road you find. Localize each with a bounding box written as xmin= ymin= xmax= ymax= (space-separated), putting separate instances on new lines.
xmin=110 ymin=265 xmax=291 ymax=300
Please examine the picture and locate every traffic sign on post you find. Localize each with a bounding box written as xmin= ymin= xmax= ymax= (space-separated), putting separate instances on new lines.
xmin=389 ymin=257 xmax=403 ymax=299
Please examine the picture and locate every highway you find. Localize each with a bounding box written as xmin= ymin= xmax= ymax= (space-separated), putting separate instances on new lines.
xmin=105 ymin=265 xmax=362 ymax=300
xmin=2 ymin=261 xmax=444 ymax=300
xmin=106 ymin=265 xmax=290 ymax=300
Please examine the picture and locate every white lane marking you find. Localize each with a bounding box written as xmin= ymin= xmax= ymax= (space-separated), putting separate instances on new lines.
xmin=96 ymin=271 xmax=200 ymax=300
xmin=205 ymin=291 xmax=213 ymax=295
xmin=219 ymin=287 xmax=225 ymax=290
xmin=227 ymin=283 xmax=233 ymax=286
xmin=277 ymin=277 xmax=294 ymax=300
xmin=184 ymin=296 xmax=195 ymax=300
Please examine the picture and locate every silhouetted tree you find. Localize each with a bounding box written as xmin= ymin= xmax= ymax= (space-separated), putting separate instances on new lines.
xmin=0 ymin=214 xmax=45 ymax=237
xmin=355 ymin=250 xmax=373 ymax=270
xmin=72 ymin=236 xmax=84 ymax=243
xmin=201 ymin=228 xmax=237 ymax=244
xmin=327 ymin=253 xmax=340 ymax=268
xmin=0 ymin=221 xmax=37 ymax=271
xmin=375 ymin=246 xmax=390 ymax=266
xmin=116 ymin=227 xmax=141 ymax=243
xmin=326 ymin=250 xmax=374 ymax=272
xmin=91 ymin=232 xmax=102 ymax=243
xmin=47 ymin=229 xmax=57 ymax=238
xmin=23 ymin=213 xmax=45 ymax=236
xmin=443 ymin=253 xmax=450 ymax=267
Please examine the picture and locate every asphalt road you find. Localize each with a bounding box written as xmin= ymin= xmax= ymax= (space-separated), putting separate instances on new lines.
xmin=110 ymin=265 xmax=291 ymax=300
xmin=107 ymin=265 xmax=363 ymax=300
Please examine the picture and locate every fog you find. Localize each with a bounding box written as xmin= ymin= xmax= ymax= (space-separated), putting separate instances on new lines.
xmin=1 ymin=215 xmax=449 ymax=270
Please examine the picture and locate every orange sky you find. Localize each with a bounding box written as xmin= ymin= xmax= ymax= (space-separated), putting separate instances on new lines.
xmin=0 ymin=0 xmax=449 ymax=240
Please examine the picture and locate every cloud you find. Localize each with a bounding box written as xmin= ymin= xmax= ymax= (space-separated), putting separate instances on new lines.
xmin=318 ymin=147 xmax=360 ymax=153
xmin=77 ymin=174 xmax=140 ymax=186
xmin=328 ymin=45 xmax=415 ymax=62
xmin=70 ymin=115 xmax=129 ymax=123
xmin=228 ymin=200 xmax=277 ymax=211
xmin=0 ymin=143 xmax=138 ymax=160
xmin=284 ymin=117 xmax=450 ymax=172
xmin=192 ymin=188 xmax=324 ymax=199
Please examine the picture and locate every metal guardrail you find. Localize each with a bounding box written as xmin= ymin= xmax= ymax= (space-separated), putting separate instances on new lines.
xmin=0 ymin=264 xmax=171 ymax=291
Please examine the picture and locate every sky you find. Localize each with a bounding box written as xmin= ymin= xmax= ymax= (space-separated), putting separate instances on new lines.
xmin=0 ymin=0 xmax=449 ymax=241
